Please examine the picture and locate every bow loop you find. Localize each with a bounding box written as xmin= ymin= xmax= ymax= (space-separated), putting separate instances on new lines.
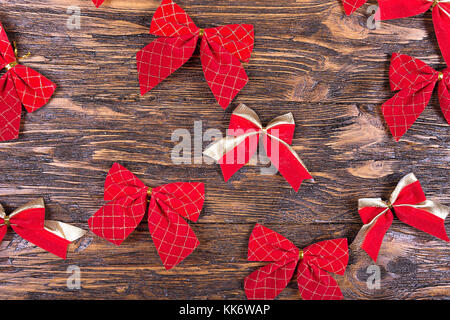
xmin=245 ymin=224 xmax=348 ymax=300
xmin=150 ymin=0 xmax=199 ymax=37
xmin=356 ymin=173 xmax=449 ymax=262
xmin=204 ymin=104 xmax=312 ymax=191
xmin=382 ymin=54 xmax=449 ymax=141
xmin=88 ymin=163 xmax=205 ymax=269
xmin=136 ymin=0 xmax=254 ymax=109
xmin=0 ymin=23 xmax=16 ymax=68
xmin=148 ymin=182 xmax=205 ymax=270
xmin=0 ymin=198 xmax=85 ymax=259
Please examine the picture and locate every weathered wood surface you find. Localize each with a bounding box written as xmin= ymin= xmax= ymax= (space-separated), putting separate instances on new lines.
xmin=0 ymin=0 xmax=448 ymax=299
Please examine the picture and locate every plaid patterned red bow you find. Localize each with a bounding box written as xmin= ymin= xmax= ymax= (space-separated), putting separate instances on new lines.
xmin=357 ymin=173 xmax=449 ymax=262
xmin=136 ymin=0 xmax=254 ymax=109
xmin=382 ymin=53 xmax=449 ymax=141
xmin=0 ymin=198 xmax=86 ymax=259
xmin=92 ymin=0 xmax=105 ymax=7
xmin=342 ymin=1 xmax=450 ymax=65
xmin=244 ymin=224 xmax=349 ymax=300
xmin=378 ymin=0 xmax=450 ymax=66
xmin=88 ymin=163 xmax=205 ymax=270
xmin=0 ymin=22 xmax=56 ymax=141
xmin=204 ymin=104 xmax=313 ymax=192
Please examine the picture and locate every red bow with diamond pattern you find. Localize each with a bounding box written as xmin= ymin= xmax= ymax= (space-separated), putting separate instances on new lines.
xmin=341 ymin=0 xmax=373 ymax=15
xmin=88 ymin=163 xmax=205 ymax=270
xmin=357 ymin=173 xmax=449 ymax=262
xmin=136 ymin=0 xmax=254 ymax=109
xmin=0 ymin=198 xmax=86 ymax=259
xmin=382 ymin=53 xmax=449 ymax=141
xmin=0 ymin=22 xmax=56 ymax=141
xmin=92 ymin=0 xmax=105 ymax=7
xmin=244 ymin=224 xmax=349 ymax=300
xmin=203 ymin=104 xmax=313 ymax=191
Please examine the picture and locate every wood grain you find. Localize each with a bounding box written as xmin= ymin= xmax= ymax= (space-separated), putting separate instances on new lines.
xmin=0 ymin=0 xmax=448 ymax=299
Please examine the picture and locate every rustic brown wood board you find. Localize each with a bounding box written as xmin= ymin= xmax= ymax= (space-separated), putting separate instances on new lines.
xmin=0 ymin=0 xmax=448 ymax=300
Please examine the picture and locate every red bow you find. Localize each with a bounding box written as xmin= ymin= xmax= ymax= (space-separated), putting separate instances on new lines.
xmin=88 ymin=163 xmax=205 ymax=270
xmin=204 ymin=104 xmax=313 ymax=191
xmin=136 ymin=0 xmax=254 ymax=109
xmin=0 ymin=199 xmax=86 ymax=259
xmin=245 ymin=224 xmax=349 ymax=300
xmin=382 ymin=53 xmax=449 ymax=141
xmin=357 ymin=173 xmax=449 ymax=262
xmin=92 ymin=0 xmax=105 ymax=7
xmin=0 ymin=22 xmax=56 ymax=142
xmin=378 ymin=0 xmax=450 ymax=66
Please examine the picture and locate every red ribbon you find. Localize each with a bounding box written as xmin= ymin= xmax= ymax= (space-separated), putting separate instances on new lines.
xmin=204 ymin=104 xmax=313 ymax=192
xmin=244 ymin=224 xmax=349 ymax=300
xmin=88 ymin=163 xmax=205 ymax=270
xmin=0 ymin=22 xmax=56 ymax=142
xmin=378 ymin=0 xmax=450 ymax=66
xmin=0 ymin=199 xmax=85 ymax=259
xmin=382 ymin=53 xmax=449 ymax=141
xmin=136 ymin=0 xmax=254 ymax=109
xmin=357 ymin=173 xmax=449 ymax=262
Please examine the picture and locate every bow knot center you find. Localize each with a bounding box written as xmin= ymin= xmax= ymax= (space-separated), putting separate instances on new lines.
xmin=386 ymin=200 xmax=394 ymax=210
xmin=146 ymin=187 xmax=153 ymax=202
xmin=198 ymin=28 xmax=205 ymax=38
xmin=2 ymin=41 xmax=31 ymax=72
xmin=432 ymin=0 xmax=440 ymax=8
xmin=438 ymin=72 xmax=444 ymax=81
xmin=299 ymin=250 xmax=304 ymax=260
xmin=2 ymin=215 xmax=11 ymax=227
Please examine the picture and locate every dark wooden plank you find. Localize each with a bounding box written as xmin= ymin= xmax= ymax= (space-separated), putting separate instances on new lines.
xmin=0 ymin=0 xmax=448 ymax=299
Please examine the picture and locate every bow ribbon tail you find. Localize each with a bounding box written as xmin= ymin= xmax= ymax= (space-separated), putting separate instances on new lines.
xmin=16 ymin=220 xmax=85 ymax=259
xmin=7 ymin=199 xmax=85 ymax=259
xmin=147 ymin=196 xmax=200 ymax=270
xmin=263 ymin=134 xmax=312 ymax=192
xmin=136 ymin=34 xmax=198 ymax=96
xmin=204 ymin=132 xmax=259 ymax=182
xmin=0 ymin=73 xmax=22 ymax=141
xmin=355 ymin=199 xmax=394 ymax=261
xmin=200 ymin=37 xmax=249 ymax=109
xmin=433 ymin=3 xmax=450 ymax=67
xmin=297 ymin=239 xmax=349 ymax=300
xmin=394 ymin=200 xmax=450 ymax=242
xmin=377 ymin=0 xmax=432 ymax=20
xmin=297 ymin=261 xmax=344 ymax=300
xmin=438 ymin=71 xmax=450 ymax=123
xmin=245 ymin=259 xmax=298 ymax=300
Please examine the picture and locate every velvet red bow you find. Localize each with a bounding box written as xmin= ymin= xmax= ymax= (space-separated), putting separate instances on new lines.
xmin=136 ymin=0 xmax=254 ymax=109
xmin=382 ymin=53 xmax=449 ymax=141
xmin=378 ymin=0 xmax=450 ymax=66
xmin=204 ymin=104 xmax=313 ymax=192
xmin=88 ymin=163 xmax=205 ymax=270
xmin=244 ymin=224 xmax=349 ymax=300
xmin=92 ymin=0 xmax=105 ymax=7
xmin=0 ymin=198 xmax=86 ymax=259
xmin=342 ymin=1 xmax=450 ymax=66
xmin=357 ymin=173 xmax=449 ymax=262
xmin=0 ymin=22 xmax=56 ymax=142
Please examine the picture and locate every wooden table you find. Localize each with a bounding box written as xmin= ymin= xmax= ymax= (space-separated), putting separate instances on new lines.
xmin=0 ymin=0 xmax=448 ymax=300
